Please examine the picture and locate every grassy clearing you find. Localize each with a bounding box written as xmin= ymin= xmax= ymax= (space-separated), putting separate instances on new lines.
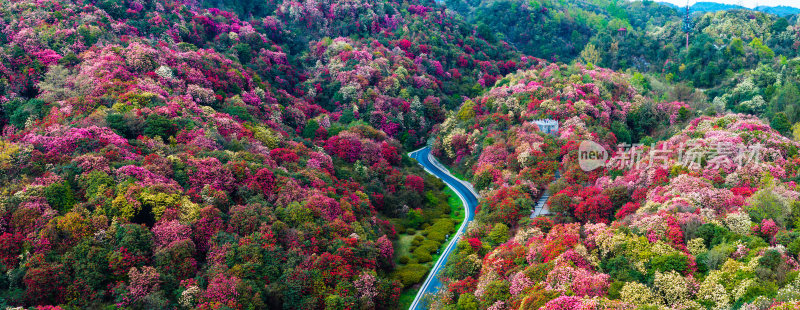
xmin=393 ymin=233 xmax=419 ymax=265
xmin=395 ymin=231 xmax=427 ymax=309
xmin=399 ymin=286 xmax=420 ymax=308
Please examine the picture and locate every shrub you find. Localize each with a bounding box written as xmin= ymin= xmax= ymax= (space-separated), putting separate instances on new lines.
xmin=23 ymin=263 xmax=68 ymax=305
xmin=5 ymin=98 xmax=46 ymax=129
xmin=426 ymin=218 xmax=455 ymax=242
xmin=0 ymin=233 xmax=22 ymax=270
xmin=106 ymin=112 xmax=144 ymax=139
xmin=154 ymin=239 xmax=197 ymax=281
xmin=394 ymin=264 xmax=428 ymax=287
xmin=405 ymin=209 xmax=425 ymax=229
xmin=473 ymin=170 xmax=494 ymax=191
xmin=759 ymin=249 xmax=783 ymax=270
xmin=223 ymin=106 xmax=253 ymax=123
xmin=524 ymin=262 xmax=554 ymax=283
xmin=611 ymin=121 xmax=631 ymax=144
xmin=531 ymin=217 xmax=555 ymax=233
xmin=81 ymin=170 xmax=114 ymax=198
xmin=518 ymin=285 xmax=559 ymax=310
xmin=791 ymin=201 xmax=800 ymax=229
xmin=620 ymin=281 xmax=657 ymax=305
xmin=420 ymin=239 xmax=441 ymax=252
xmin=615 ymin=202 xmax=640 ymax=219
xmin=787 ymin=270 xmax=800 ymax=283
xmin=413 ymin=247 xmax=432 ymax=263
xmin=414 ymin=239 xmax=441 ymax=264
xmin=398 ymin=256 xmax=410 ymax=264
xmin=698 ymin=244 xmax=734 ymax=272
xmin=234 ymin=43 xmax=253 ymax=63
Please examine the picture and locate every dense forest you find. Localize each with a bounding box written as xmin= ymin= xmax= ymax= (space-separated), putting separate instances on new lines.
xmin=1 ymin=0 xmax=800 ymax=309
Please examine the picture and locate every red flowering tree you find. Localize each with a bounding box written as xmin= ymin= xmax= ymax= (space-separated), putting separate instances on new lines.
xmin=405 ymin=175 xmax=425 ymax=194
xmin=549 ymin=185 xmax=614 ymax=223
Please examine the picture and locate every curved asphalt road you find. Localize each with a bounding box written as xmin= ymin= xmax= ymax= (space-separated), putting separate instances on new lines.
xmin=408 ymin=147 xmax=478 ymax=310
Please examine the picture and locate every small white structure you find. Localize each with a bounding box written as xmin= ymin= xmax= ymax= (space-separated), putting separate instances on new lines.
xmin=534 ymin=119 xmax=558 ymax=134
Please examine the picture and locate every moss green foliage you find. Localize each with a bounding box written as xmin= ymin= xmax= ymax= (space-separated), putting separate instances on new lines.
xmin=747 ymin=189 xmax=791 ymax=227
xmin=43 ymin=182 xmax=76 ymax=213
xmin=488 ymin=223 xmax=509 ymax=245
xmin=3 ymin=99 xmax=46 ymax=129
xmin=144 ymin=114 xmax=176 ymax=140
xmin=393 ymin=264 xmax=428 ymax=288
xmin=650 ymin=253 xmax=689 ymax=274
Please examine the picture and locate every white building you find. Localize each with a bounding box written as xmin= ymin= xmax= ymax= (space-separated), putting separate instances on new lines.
xmin=534 ymin=119 xmax=558 ymax=134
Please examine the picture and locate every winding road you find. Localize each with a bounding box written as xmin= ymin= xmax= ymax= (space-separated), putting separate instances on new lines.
xmin=408 ymin=147 xmax=479 ymax=310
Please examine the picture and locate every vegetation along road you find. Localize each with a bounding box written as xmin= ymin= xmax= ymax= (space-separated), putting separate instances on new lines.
xmin=408 ymin=147 xmax=479 ymax=310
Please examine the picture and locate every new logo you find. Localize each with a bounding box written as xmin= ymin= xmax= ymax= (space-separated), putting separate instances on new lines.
xmin=578 ymin=140 xmax=607 ymax=171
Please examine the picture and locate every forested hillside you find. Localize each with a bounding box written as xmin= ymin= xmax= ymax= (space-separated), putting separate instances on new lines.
xmin=0 ymin=0 xmax=519 ymax=308
xmin=428 ymin=65 xmax=800 ymax=309
xmin=448 ymin=0 xmax=800 ymax=125
xmin=2 ymin=0 xmax=800 ymax=309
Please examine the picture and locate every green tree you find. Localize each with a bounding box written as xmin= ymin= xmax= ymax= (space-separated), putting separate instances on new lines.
xmin=678 ymin=106 xmax=689 ymax=122
xmin=747 ymin=188 xmax=791 ymax=227
xmin=4 ymin=98 xmax=46 ymax=129
xmin=302 ymin=119 xmax=320 ymax=139
xmin=44 ymin=182 xmax=76 ymax=213
xmin=771 ymin=83 xmax=800 ymax=122
xmin=771 ymin=112 xmax=791 ymax=136
xmin=488 ymin=223 xmax=509 ymax=244
xmin=792 ymin=123 xmax=800 ymax=141
xmin=476 ymin=22 xmax=496 ymax=43
xmin=749 ymin=38 xmax=775 ymax=60
xmin=650 ymin=253 xmax=689 ymax=273
xmin=457 ymin=100 xmax=476 ymax=121
xmin=580 ymin=43 xmax=600 ymax=65
xmin=772 ymin=18 xmax=790 ymax=33
xmin=480 ymin=280 xmax=511 ymax=308
xmin=456 ymin=293 xmax=479 ymax=310
xmin=144 ymin=114 xmax=175 ymax=140
xmin=611 ymin=121 xmax=632 ymax=144
xmin=728 ymin=38 xmax=745 ymax=57
xmin=339 ymin=109 xmax=355 ymax=124
xmin=405 ymin=209 xmax=425 ymax=229
xmin=234 ymin=43 xmax=253 ymax=63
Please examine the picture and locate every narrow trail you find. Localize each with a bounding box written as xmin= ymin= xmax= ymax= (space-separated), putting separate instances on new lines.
xmin=530 ymin=170 xmax=561 ymax=218
xmin=407 ymin=147 xmax=478 ymax=310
